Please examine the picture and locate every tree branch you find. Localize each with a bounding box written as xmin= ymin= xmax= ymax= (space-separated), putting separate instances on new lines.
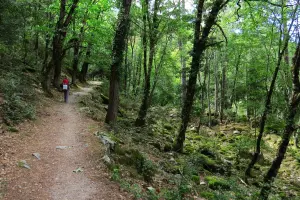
xmin=215 ymin=23 xmax=228 ymax=45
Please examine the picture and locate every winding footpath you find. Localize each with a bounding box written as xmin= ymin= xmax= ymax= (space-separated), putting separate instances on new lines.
xmin=1 ymin=85 xmax=128 ymax=200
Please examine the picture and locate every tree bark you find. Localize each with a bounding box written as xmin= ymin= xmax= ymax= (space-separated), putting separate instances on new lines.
xmin=174 ymin=0 xmax=228 ymax=152
xmin=260 ymin=40 xmax=300 ymax=200
xmin=105 ymin=0 xmax=132 ymax=124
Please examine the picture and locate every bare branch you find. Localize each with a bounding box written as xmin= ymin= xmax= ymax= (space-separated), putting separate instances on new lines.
xmin=215 ymin=23 xmax=228 ymax=45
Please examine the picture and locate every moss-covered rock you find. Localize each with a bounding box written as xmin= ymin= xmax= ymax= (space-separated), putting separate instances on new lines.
xmin=164 ymin=144 xmax=172 ymax=152
xmin=205 ymin=176 xmax=230 ymax=190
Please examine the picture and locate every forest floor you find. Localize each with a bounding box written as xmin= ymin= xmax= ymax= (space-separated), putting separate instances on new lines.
xmin=0 ymin=83 xmax=130 ymax=200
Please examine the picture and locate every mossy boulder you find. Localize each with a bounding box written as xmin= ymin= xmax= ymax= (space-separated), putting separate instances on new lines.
xmin=205 ymin=176 xmax=230 ymax=190
xmin=117 ymin=149 xmax=157 ymax=182
xmin=164 ymin=144 xmax=172 ymax=152
xmin=187 ymin=153 xmax=230 ymax=175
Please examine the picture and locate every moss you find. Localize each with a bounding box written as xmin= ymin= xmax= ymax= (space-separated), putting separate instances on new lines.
xmin=184 ymin=143 xmax=195 ymax=154
xmin=205 ymin=176 xmax=230 ymax=190
xmin=200 ymin=191 xmax=215 ymax=199
xmin=164 ymin=124 xmax=173 ymax=131
xmin=191 ymin=175 xmax=200 ymax=184
xmin=7 ymin=126 xmax=18 ymax=132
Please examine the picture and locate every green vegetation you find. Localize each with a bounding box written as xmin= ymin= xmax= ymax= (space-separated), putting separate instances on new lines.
xmin=2 ymin=0 xmax=300 ymax=199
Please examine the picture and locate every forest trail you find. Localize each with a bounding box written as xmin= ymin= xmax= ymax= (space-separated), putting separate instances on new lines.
xmin=1 ymin=84 xmax=128 ymax=200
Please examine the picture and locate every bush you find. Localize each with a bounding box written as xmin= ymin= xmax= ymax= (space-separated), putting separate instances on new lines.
xmin=0 ymin=72 xmax=36 ymax=124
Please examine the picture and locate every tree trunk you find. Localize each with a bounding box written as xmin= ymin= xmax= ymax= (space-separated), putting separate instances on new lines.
xmin=135 ymin=0 xmax=160 ymax=126
xmin=220 ymin=53 xmax=226 ymax=123
xmin=72 ymin=38 xmax=79 ymax=85
xmin=208 ymin=61 xmax=211 ymax=128
xmin=260 ymin=40 xmax=300 ymax=199
xmin=245 ymin=4 xmax=298 ymax=178
xmin=79 ymin=43 xmax=91 ymax=83
xmin=174 ymin=0 xmax=227 ymax=152
xmin=41 ymin=0 xmax=79 ymax=92
xmin=214 ymin=52 xmax=219 ymax=115
xmin=179 ymin=39 xmax=187 ymax=105
xmin=105 ymin=0 xmax=132 ymax=124
xmin=53 ymin=0 xmax=79 ymax=88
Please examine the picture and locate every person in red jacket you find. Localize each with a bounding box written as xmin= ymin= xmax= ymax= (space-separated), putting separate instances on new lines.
xmin=62 ymin=76 xmax=69 ymax=103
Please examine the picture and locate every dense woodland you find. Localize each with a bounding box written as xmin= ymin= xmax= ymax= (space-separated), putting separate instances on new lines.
xmin=1 ymin=0 xmax=300 ymax=199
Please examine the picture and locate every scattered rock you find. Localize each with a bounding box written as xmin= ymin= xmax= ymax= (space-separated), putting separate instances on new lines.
xmin=18 ymin=160 xmax=30 ymax=169
xmin=73 ymin=167 xmax=83 ymax=173
xmin=102 ymin=155 xmax=111 ymax=164
xmin=147 ymin=186 xmax=155 ymax=192
xmin=56 ymin=146 xmax=69 ymax=150
xmin=32 ymin=153 xmax=41 ymax=160
xmin=98 ymin=135 xmax=115 ymax=154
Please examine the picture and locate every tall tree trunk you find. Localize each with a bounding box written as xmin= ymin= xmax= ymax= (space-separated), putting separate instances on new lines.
xmin=179 ymin=39 xmax=187 ymax=105
xmin=105 ymin=0 xmax=132 ymax=124
xmin=41 ymin=0 xmax=79 ymax=92
xmin=207 ymin=61 xmax=211 ymax=128
xmin=79 ymin=43 xmax=91 ymax=83
xmin=214 ymin=52 xmax=219 ymax=115
xmin=220 ymin=53 xmax=226 ymax=123
xmin=72 ymin=38 xmax=79 ymax=85
xmin=124 ymin=37 xmax=129 ymax=94
xmin=174 ymin=0 xmax=228 ymax=152
xmin=53 ymin=0 xmax=79 ymax=88
xmin=260 ymin=40 xmax=300 ymax=200
xmin=135 ymin=0 xmax=160 ymax=126
xmin=245 ymin=4 xmax=298 ymax=178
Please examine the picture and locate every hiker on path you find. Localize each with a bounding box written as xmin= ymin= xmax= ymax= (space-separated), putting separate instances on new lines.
xmin=62 ymin=76 xmax=70 ymax=103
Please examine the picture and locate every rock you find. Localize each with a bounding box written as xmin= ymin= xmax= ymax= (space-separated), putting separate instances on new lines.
xmin=102 ymin=155 xmax=111 ymax=164
xmin=18 ymin=160 xmax=30 ymax=169
xmin=200 ymin=181 xmax=206 ymax=185
xmin=56 ymin=146 xmax=69 ymax=150
xmin=147 ymin=186 xmax=155 ymax=192
xmin=233 ymin=130 xmax=241 ymax=134
xmin=164 ymin=144 xmax=172 ymax=152
xmin=98 ymin=135 xmax=115 ymax=154
xmin=73 ymin=167 xmax=83 ymax=173
xmin=32 ymin=153 xmax=41 ymax=160
xmin=200 ymin=148 xmax=216 ymax=158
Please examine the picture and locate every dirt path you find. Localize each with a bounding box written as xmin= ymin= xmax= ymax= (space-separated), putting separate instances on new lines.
xmin=1 ymin=85 xmax=128 ymax=200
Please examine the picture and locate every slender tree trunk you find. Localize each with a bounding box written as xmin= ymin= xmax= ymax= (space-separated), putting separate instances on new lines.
xmin=174 ymin=0 xmax=228 ymax=152
xmin=220 ymin=53 xmax=227 ymax=123
xmin=260 ymin=40 xmax=300 ymax=200
xmin=124 ymin=37 xmax=129 ymax=94
xmin=208 ymin=61 xmax=211 ymax=128
xmin=135 ymin=0 xmax=160 ymax=126
xmin=245 ymin=3 xmax=298 ymax=177
xmin=214 ymin=52 xmax=219 ymax=115
xmin=105 ymin=0 xmax=132 ymax=124
xmin=196 ymin=58 xmax=208 ymax=133
xmin=179 ymin=39 xmax=187 ymax=105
